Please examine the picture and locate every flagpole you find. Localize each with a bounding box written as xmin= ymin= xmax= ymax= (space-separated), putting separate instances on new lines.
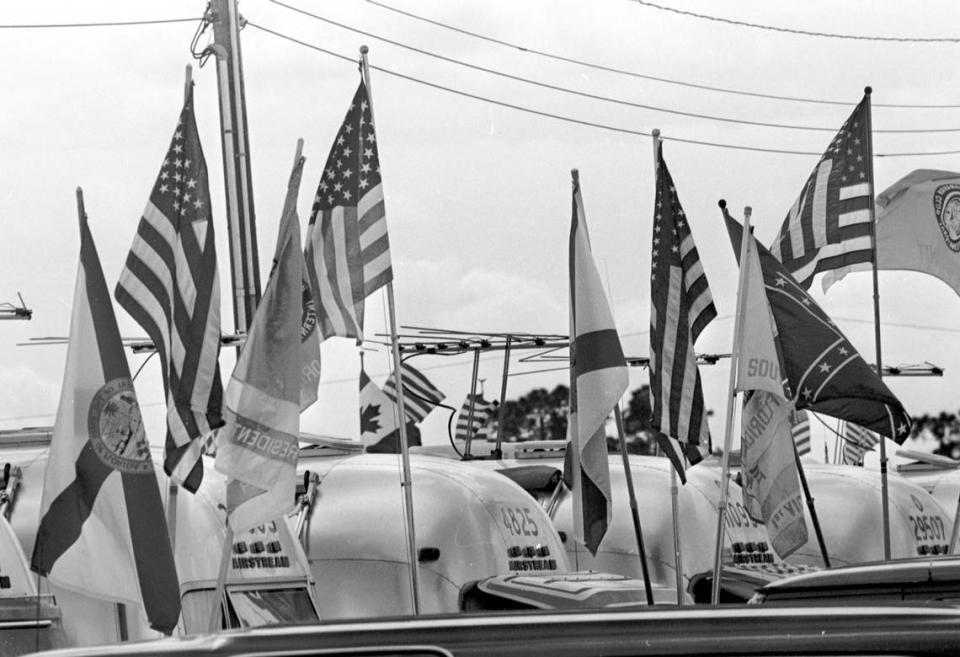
xmin=210 ymin=0 xmax=261 ymax=331
xmin=862 ymin=86 xmax=892 ymax=561
xmin=207 ymin=524 xmax=233 ymax=633
xmin=360 ymin=45 xmax=422 ymax=616
xmin=652 ymin=129 xmax=685 ymax=604
xmin=792 ymin=438 xmax=831 ymax=567
xmin=614 ymin=406 xmax=654 ymax=605
xmin=711 ymin=201 xmax=753 ymax=604
xmin=493 ymin=336 xmax=512 ymax=459
xmin=463 ymin=348 xmax=481 ymax=459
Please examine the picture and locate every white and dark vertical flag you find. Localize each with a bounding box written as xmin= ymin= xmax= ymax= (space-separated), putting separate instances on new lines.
xmin=649 ymin=144 xmax=716 ymax=482
xmin=33 ymin=206 xmax=180 ymax=634
xmin=382 ymin=361 xmax=446 ymax=424
xmin=567 ymin=171 xmax=628 ymax=556
xmin=306 ymin=78 xmax=392 ymax=342
xmin=733 ymin=217 xmax=808 ymax=559
xmin=792 ymin=410 xmax=811 ymax=457
xmin=115 ymin=88 xmax=222 ymax=493
xmin=770 ymin=94 xmax=874 ymax=290
xmin=456 ymin=393 xmax=494 ymax=441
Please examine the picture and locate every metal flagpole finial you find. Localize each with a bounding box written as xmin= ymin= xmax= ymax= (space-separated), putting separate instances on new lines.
xmin=571 ymin=168 xmax=579 ymax=184
xmin=652 ymin=128 xmax=661 ymax=139
xmin=744 ymin=206 xmax=752 ymax=219
xmin=360 ymin=45 xmax=369 ymax=55
xmin=718 ymin=199 xmax=727 ymax=210
xmin=864 ymin=86 xmax=873 ymax=96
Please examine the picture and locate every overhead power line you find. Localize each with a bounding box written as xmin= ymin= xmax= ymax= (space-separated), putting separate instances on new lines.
xmin=246 ymin=22 xmax=960 ymax=157
xmin=0 ymin=17 xmax=200 ymax=29
xmin=365 ymin=0 xmax=960 ymax=109
xmin=628 ymin=0 xmax=960 ymax=43
xmin=271 ymin=0 xmax=958 ymax=134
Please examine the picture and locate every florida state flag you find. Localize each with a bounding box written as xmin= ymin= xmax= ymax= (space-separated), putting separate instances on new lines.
xmin=32 ymin=192 xmax=180 ymax=634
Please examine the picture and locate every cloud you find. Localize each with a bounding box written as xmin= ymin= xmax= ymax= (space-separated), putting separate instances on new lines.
xmin=0 ymin=366 xmax=60 ymax=430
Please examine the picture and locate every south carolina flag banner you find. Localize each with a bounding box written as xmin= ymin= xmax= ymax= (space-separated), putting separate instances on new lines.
xmin=31 ymin=195 xmax=180 ymax=635
xmin=731 ymin=209 xmax=808 ymax=558
xmin=216 ymin=154 xmax=307 ymax=532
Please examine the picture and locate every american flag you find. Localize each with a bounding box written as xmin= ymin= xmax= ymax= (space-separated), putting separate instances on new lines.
xmin=842 ymin=421 xmax=879 ymax=466
xmin=770 ymin=95 xmax=874 ymax=290
xmin=649 ymin=144 xmax=716 ymax=481
xmin=115 ymin=89 xmax=222 ymax=493
xmin=455 ymin=393 xmax=494 ymax=441
xmin=792 ymin=409 xmax=811 ymax=457
xmin=305 ymin=78 xmax=392 ymax=342
xmin=382 ymin=361 xmax=445 ymax=424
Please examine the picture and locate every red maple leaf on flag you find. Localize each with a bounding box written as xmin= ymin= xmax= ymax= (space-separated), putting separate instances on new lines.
xmin=360 ymin=403 xmax=382 ymax=436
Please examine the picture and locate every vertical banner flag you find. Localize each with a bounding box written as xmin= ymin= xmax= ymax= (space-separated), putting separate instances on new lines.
xmin=724 ymin=207 xmax=910 ymax=441
xmin=649 ymin=145 xmax=717 ymax=481
xmin=33 ymin=204 xmax=180 ymax=635
xmin=382 ymin=361 xmax=446 ymax=423
xmin=359 ymin=365 xmax=421 ymax=453
xmin=824 ymin=169 xmax=960 ymax=298
xmin=305 ymin=78 xmax=392 ymax=342
xmin=770 ymin=94 xmax=874 ymax=289
xmin=568 ymin=171 xmax=628 ymax=555
xmin=215 ymin=154 xmax=307 ymax=532
xmin=732 ymin=214 xmax=808 ymax=558
xmin=115 ymin=88 xmax=223 ymax=493
xmin=455 ymin=393 xmax=494 ymax=441
xmin=792 ymin=410 xmax=812 ymax=457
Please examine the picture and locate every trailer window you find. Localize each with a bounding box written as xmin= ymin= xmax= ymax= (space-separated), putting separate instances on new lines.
xmin=226 ymin=586 xmax=319 ymax=627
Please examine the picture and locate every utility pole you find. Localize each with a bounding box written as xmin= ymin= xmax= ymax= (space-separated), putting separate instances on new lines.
xmin=209 ymin=0 xmax=260 ymax=332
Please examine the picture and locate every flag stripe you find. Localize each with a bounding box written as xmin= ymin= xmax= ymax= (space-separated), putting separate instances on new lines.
xmin=838 ymin=209 xmax=871 ymax=228
xmin=32 ymin=444 xmax=111 ymax=574
xmin=575 ymin=329 xmax=626 ymax=376
xmin=839 ymin=182 xmax=872 ymax=201
xmin=121 ymin=466 xmax=181 ymax=623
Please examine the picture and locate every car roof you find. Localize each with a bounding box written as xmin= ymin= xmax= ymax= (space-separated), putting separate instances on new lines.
xmin=758 ymin=555 xmax=960 ymax=593
xmin=26 ymin=605 xmax=960 ymax=657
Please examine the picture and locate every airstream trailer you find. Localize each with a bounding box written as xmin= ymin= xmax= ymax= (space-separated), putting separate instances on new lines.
xmin=782 ymin=463 xmax=951 ymax=566
xmin=895 ymin=449 xmax=960 ymax=549
xmin=463 ymin=443 xmax=804 ymax=602
xmin=296 ymin=452 xmax=570 ymax=618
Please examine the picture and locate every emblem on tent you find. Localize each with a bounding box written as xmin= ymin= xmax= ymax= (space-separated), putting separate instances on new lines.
xmin=934 ymin=183 xmax=960 ymax=252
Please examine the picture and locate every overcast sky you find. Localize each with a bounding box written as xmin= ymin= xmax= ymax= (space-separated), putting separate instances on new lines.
xmin=3 ymin=0 xmax=960 ymax=461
